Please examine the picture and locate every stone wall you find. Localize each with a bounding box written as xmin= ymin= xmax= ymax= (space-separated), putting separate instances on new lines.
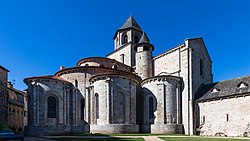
xmin=90 ymin=75 xmax=139 ymax=133
xmin=197 ymin=95 xmax=250 ymax=137
xmin=141 ymin=76 xmax=183 ymax=134
xmin=24 ymin=78 xmax=86 ymax=135
xmin=0 ymin=66 xmax=8 ymax=122
xmin=153 ymin=38 xmax=213 ymax=135
xmin=153 ymin=44 xmax=190 ymax=134
xmin=107 ymin=43 xmax=133 ymax=66
xmin=7 ymin=85 xmax=26 ymax=132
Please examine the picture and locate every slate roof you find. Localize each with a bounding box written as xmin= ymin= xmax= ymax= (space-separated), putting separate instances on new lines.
xmin=138 ymin=32 xmax=150 ymax=43
xmin=196 ymin=75 xmax=250 ymax=101
xmin=120 ymin=16 xmax=142 ymax=31
xmin=0 ymin=65 xmax=9 ymax=72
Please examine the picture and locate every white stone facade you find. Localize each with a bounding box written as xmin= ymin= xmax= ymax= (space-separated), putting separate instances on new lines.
xmin=24 ymin=16 xmax=248 ymax=137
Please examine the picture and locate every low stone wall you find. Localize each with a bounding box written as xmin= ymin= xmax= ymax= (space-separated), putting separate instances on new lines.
xmin=90 ymin=124 xmax=139 ymax=134
xmin=151 ymin=124 xmax=183 ymax=134
xmin=24 ymin=125 xmax=71 ymax=136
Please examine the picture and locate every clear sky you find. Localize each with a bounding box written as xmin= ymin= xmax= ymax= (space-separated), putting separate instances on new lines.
xmin=0 ymin=0 xmax=250 ymax=90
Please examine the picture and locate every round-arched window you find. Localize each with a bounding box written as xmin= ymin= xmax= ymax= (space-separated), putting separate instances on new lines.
xmin=47 ymin=96 xmax=57 ymax=118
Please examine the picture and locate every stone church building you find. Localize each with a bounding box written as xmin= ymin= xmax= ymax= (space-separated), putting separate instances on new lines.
xmin=24 ymin=16 xmax=250 ymax=137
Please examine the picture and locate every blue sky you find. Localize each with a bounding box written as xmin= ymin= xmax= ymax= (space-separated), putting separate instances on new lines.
xmin=0 ymin=0 xmax=250 ymax=90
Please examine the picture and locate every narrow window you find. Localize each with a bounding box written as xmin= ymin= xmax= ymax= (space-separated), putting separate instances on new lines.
xmin=81 ymin=99 xmax=84 ymax=120
xmin=201 ymin=116 xmax=205 ymax=124
xmin=75 ymin=79 xmax=78 ymax=88
xmin=149 ymin=97 xmax=154 ymax=119
xmin=122 ymin=34 xmax=128 ymax=44
xmin=226 ymin=114 xmax=229 ymax=121
xmin=47 ymin=96 xmax=57 ymax=118
xmin=120 ymin=54 xmax=125 ymax=63
xmin=95 ymin=93 xmax=99 ymax=119
xmin=200 ymin=59 xmax=204 ymax=77
xmin=134 ymin=35 xmax=139 ymax=44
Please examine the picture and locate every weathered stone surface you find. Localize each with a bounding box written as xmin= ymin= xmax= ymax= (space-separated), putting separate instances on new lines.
xmin=23 ymin=17 xmax=220 ymax=136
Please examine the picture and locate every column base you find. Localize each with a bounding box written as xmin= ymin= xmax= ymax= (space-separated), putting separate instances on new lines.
xmin=151 ymin=124 xmax=183 ymax=134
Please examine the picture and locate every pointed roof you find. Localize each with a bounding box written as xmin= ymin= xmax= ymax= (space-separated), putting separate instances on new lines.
xmin=120 ymin=16 xmax=142 ymax=31
xmin=138 ymin=32 xmax=150 ymax=43
xmin=134 ymin=32 xmax=154 ymax=51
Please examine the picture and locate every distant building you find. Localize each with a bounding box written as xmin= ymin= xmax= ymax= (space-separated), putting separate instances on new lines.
xmin=24 ymin=16 xmax=250 ymax=137
xmin=7 ymin=82 xmax=27 ymax=133
xmin=0 ymin=65 xmax=9 ymax=122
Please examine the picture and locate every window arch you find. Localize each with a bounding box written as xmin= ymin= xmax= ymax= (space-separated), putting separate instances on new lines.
xmin=95 ymin=93 xmax=99 ymax=119
xmin=134 ymin=35 xmax=139 ymax=44
xmin=47 ymin=96 xmax=57 ymax=118
xmin=122 ymin=34 xmax=128 ymax=44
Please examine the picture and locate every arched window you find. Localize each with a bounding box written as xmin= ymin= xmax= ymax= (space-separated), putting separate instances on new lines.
xmin=95 ymin=93 xmax=99 ymax=119
xmin=149 ymin=97 xmax=154 ymax=119
xmin=47 ymin=96 xmax=57 ymax=118
xmin=122 ymin=34 xmax=128 ymax=44
xmin=81 ymin=99 xmax=84 ymax=120
xmin=200 ymin=59 xmax=204 ymax=77
xmin=134 ymin=35 xmax=139 ymax=44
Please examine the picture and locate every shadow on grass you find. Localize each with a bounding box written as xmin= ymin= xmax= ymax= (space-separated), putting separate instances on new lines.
xmin=52 ymin=137 xmax=144 ymax=141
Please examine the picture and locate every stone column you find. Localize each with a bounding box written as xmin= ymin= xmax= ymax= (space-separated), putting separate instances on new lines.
xmin=176 ymin=82 xmax=182 ymax=124
xmin=66 ymin=88 xmax=70 ymax=125
xmin=32 ymin=82 xmax=37 ymax=126
xmin=105 ymin=78 xmax=112 ymax=124
xmin=156 ymin=83 xmax=165 ymax=124
xmin=36 ymin=84 xmax=40 ymax=126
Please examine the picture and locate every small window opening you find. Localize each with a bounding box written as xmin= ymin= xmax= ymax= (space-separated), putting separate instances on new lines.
xmin=149 ymin=97 xmax=154 ymax=119
xmin=122 ymin=34 xmax=128 ymax=44
xmin=95 ymin=93 xmax=99 ymax=119
xmin=81 ymin=99 xmax=84 ymax=120
xmin=120 ymin=54 xmax=125 ymax=63
xmin=111 ymin=65 xmax=118 ymax=69
xmin=201 ymin=116 xmax=205 ymax=124
xmin=75 ymin=79 xmax=78 ymax=88
xmin=226 ymin=114 xmax=229 ymax=121
xmin=134 ymin=35 xmax=139 ymax=44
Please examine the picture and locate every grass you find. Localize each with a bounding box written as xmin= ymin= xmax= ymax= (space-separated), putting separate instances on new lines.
xmin=160 ymin=137 xmax=250 ymax=141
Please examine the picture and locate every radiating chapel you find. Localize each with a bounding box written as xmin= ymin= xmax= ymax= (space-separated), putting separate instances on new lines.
xmin=24 ymin=16 xmax=250 ymax=137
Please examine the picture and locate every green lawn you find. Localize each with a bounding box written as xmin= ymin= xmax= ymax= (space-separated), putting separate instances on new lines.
xmin=54 ymin=138 xmax=144 ymax=141
xmin=160 ymin=137 xmax=250 ymax=141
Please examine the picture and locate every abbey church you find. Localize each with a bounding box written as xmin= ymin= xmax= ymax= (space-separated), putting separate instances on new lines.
xmin=24 ymin=16 xmax=250 ymax=137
